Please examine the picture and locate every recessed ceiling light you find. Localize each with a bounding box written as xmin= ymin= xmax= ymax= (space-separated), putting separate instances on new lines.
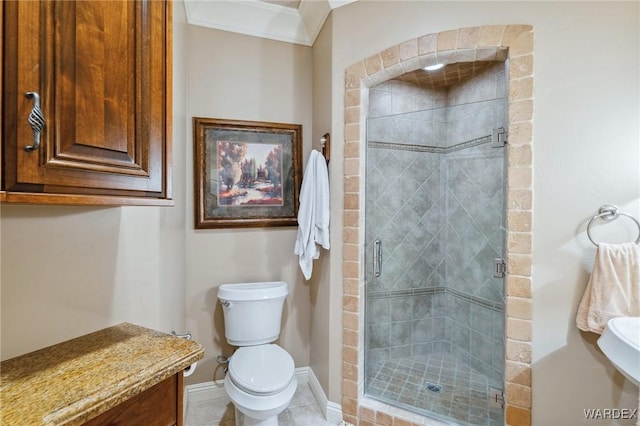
xmin=423 ymin=63 xmax=445 ymax=71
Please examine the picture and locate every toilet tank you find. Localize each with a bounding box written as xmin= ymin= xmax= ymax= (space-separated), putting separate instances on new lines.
xmin=218 ymin=281 xmax=288 ymax=346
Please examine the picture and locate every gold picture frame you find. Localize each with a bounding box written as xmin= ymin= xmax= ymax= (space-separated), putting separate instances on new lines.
xmin=193 ymin=117 xmax=302 ymax=229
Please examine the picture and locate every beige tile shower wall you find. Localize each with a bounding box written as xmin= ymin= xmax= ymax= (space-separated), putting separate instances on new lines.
xmin=447 ymin=62 xmax=507 ymax=145
xmin=448 ymin=61 xmax=507 ymax=107
xmin=342 ymin=25 xmax=534 ymax=426
xmin=367 ymin=82 xmax=448 ymax=145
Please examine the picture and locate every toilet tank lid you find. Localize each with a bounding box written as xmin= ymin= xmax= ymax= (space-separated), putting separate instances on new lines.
xmin=218 ymin=281 xmax=288 ymax=302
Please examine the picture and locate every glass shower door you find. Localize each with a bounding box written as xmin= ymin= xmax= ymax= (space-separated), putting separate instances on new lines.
xmin=363 ymin=98 xmax=507 ymax=426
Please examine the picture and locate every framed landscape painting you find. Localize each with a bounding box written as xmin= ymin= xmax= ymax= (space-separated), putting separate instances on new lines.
xmin=193 ymin=117 xmax=302 ymax=229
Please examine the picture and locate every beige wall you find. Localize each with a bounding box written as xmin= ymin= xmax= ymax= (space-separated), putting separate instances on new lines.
xmin=0 ymin=2 xmax=190 ymax=361
xmin=309 ymin=13 xmax=332 ymax=396
xmin=310 ymin=12 xmax=345 ymax=402
xmin=182 ymin=25 xmax=315 ymax=384
xmin=326 ymin=1 xmax=639 ymax=424
xmin=0 ymin=4 xmax=315 ymax=382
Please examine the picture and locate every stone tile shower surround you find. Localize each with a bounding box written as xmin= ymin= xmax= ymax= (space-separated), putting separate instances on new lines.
xmin=365 ymin=143 xmax=506 ymax=354
xmin=365 ymin=78 xmax=507 ymax=424
xmin=366 ymin=353 xmax=504 ymax=426
xmin=341 ymin=26 xmax=534 ymax=426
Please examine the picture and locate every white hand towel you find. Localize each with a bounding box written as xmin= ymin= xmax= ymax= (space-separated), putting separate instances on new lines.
xmin=576 ymin=243 xmax=640 ymax=334
xmin=294 ymin=150 xmax=330 ymax=280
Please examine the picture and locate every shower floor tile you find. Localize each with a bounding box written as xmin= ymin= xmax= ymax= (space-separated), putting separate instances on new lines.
xmin=365 ymin=353 xmax=504 ymax=426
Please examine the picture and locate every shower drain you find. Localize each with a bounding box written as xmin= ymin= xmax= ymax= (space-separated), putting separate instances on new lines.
xmin=425 ymin=383 xmax=442 ymax=392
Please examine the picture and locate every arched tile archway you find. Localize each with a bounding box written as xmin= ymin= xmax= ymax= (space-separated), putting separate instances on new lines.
xmin=341 ymin=25 xmax=534 ymax=426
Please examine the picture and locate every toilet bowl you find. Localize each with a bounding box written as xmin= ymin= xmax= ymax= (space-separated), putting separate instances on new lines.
xmin=224 ymin=345 xmax=296 ymax=425
xmin=218 ymin=282 xmax=297 ymax=426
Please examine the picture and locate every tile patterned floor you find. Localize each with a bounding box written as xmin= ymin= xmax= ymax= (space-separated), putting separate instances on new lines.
xmin=185 ymin=382 xmax=331 ymax=426
xmin=366 ymin=353 xmax=504 ymax=426
xmin=188 ymin=355 xmax=503 ymax=426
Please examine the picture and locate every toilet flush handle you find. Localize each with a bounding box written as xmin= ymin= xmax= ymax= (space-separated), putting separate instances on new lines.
xmin=220 ymin=299 xmax=232 ymax=308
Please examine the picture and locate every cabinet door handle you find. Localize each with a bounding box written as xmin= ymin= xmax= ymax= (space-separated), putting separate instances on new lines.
xmin=25 ymin=92 xmax=45 ymax=152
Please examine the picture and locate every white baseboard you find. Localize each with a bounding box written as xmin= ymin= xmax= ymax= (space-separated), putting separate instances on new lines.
xmin=185 ymin=366 xmax=342 ymax=423
xmin=184 ymin=379 xmax=227 ymax=402
xmin=303 ymin=367 xmax=343 ymax=424
xmin=326 ymin=401 xmax=344 ymax=425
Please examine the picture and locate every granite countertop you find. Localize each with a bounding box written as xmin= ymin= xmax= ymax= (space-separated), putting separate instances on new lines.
xmin=0 ymin=322 xmax=204 ymax=426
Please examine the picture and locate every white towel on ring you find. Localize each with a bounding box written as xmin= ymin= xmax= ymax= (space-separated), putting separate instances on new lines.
xmin=294 ymin=150 xmax=330 ymax=280
xmin=576 ymin=242 xmax=640 ymax=334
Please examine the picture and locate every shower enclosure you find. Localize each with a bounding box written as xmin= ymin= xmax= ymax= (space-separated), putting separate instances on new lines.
xmin=364 ymin=62 xmax=507 ymax=426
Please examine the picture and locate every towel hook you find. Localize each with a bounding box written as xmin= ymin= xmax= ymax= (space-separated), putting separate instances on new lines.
xmin=320 ymin=133 xmax=330 ymax=164
xmin=586 ymin=204 xmax=640 ymax=246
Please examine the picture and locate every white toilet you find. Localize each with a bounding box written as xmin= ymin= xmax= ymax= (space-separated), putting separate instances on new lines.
xmin=218 ymin=281 xmax=297 ymax=426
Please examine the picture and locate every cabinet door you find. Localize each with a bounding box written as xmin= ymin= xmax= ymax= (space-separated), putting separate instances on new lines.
xmin=83 ymin=374 xmax=182 ymax=426
xmin=2 ymin=0 xmax=172 ymax=204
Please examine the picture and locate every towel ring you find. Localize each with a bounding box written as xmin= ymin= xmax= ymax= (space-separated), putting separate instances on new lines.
xmin=586 ymin=204 xmax=640 ymax=246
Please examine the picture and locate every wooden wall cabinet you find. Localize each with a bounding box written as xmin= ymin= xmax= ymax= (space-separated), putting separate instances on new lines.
xmin=2 ymin=0 xmax=173 ymax=206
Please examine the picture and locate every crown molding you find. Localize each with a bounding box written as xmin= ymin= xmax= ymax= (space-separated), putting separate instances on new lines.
xmin=184 ymin=0 xmax=357 ymax=46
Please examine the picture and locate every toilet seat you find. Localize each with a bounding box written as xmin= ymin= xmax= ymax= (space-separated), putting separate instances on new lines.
xmin=228 ymin=344 xmax=295 ymax=396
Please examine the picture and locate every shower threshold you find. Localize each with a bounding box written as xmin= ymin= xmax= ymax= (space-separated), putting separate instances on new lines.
xmin=365 ymin=353 xmax=503 ymax=426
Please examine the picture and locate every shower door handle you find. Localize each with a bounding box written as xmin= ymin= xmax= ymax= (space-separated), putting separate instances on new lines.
xmin=373 ymin=239 xmax=382 ymax=277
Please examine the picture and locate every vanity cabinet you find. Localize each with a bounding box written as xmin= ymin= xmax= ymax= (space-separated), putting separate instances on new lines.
xmin=0 ymin=323 xmax=203 ymax=426
xmin=83 ymin=373 xmax=183 ymax=426
xmin=1 ymin=0 xmax=173 ymax=205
